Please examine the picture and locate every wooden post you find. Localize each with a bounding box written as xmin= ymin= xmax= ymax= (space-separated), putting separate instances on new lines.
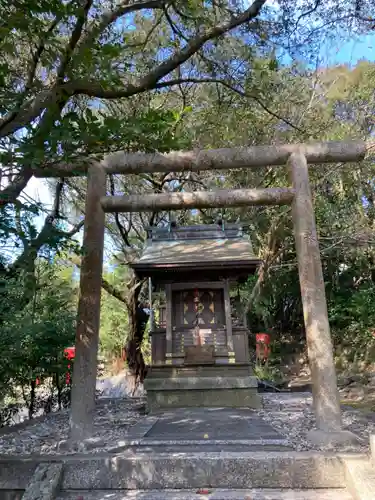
xmin=223 ymin=280 xmax=235 ymax=363
xmin=70 ymin=164 xmax=106 ymax=442
xmin=288 ymin=152 xmax=342 ymax=432
xmin=148 ymin=277 xmax=154 ymax=333
xmin=165 ymin=284 xmax=173 ymax=365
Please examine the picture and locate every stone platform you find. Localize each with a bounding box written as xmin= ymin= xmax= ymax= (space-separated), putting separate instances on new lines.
xmin=103 ymin=407 xmax=291 ymax=455
xmin=139 ymin=407 xmax=282 ymax=441
xmin=144 ymin=364 xmax=261 ymax=412
xmin=2 ymin=395 xmax=375 ymax=499
xmin=57 ymin=490 xmax=354 ymax=500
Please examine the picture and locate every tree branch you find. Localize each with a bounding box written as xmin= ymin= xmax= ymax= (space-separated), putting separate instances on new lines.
xmin=0 ymin=17 xmax=61 ymax=133
xmin=355 ymin=0 xmax=375 ymax=23
xmin=10 ymin=179 xmax=71 ymax=272
xmin=57 ymin=0 xmax=93 ymax=80
xmin=72 ymin=75 xmax=302 ymax=131
xmin=0 ymin=86 xmax=65 ymax=138
xmin=151 ymin=77 xmax=305 ymax=133
xmin=0 ymin=1 xmax=266 ymax=139
xmin=51 ymin=179 xmax=65 ymax=219
xmin=102 ymin=277 xmax=129 ymax=306
xmin=24 ymin=17 xmax=61 ymax=101
xmin=294 ymin=0 xmax=323 ymax=30
xmin=102 ymin=275 xmax=145 ymax=307
xmin=80 ymin=0 xmax=169 ymax=48
xmin=0 ymin=168 xmax=33 ymax=207
xmin=75 ymin=0 xmax=267 ymax=98
xmin=163 ymin=4 xmax=188 ymax=42
xmin=70 ymin=253 xmax=131 ymax=306
xmin=65 ymin=219 xmax=85 ymax=237
xmin=70 ymin=74 xmax=302 ymax=132
xmin=109 ymin=174 xmax=132 ymax=247
xmin=0 ymin=0 xmax=92 ymax=136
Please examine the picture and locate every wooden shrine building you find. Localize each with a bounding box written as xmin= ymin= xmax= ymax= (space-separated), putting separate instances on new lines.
xmin=131 ymin=222 xmax=262 ymax=410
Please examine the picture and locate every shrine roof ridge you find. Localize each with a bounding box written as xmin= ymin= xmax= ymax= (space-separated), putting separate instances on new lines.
xmin=146 ymin=223 xmax=244 ymax=242
xmin=133 ymin=238 xmax=259 ymax=268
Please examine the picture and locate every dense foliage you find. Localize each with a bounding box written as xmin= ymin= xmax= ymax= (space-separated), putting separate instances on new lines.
xmin=0 ymin=260 xmax=76 ymax=423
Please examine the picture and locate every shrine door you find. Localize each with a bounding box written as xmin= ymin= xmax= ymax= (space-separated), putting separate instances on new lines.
xmin=172 ymin=288 xmax=227 ymax=357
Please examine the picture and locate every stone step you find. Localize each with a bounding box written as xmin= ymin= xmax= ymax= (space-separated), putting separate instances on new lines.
xmin=61 ymin=451 xmax=359 ymax=490
xmin=107 ymin=436 xmax=293 ymax=454
xmin=0 ymin=491 xmax=24 ymax=500
xmin=0 ymin=462 xmax=37 ymax=490
xmin=344 ymin=457 xmax=375 ymax=499
xmin=57 ymin=488 xmax=354 ymax=500
xmin=109 ymin=443 xmax=293 ymax=453
xmin=147 ymin=365 xmax=254 ymax=379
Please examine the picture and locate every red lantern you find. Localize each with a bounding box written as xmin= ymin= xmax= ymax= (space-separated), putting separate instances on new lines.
xmin=64 ymin=347 xmax=75 ymax=360
xmin=256 ymin=333 xmax=271 ymax=362
xmin=64 ymin=347 xmax=75 ymax=385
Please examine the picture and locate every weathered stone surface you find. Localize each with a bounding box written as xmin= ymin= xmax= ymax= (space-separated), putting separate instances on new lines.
xmin=145 ymin=367 xmax=261 ymax=412
xmin=144 ymin=408 xmax=281 ymax=440
xmin=344 ymin=457 xmax=375 ymax=500
xmin=146 ymin=387 xmax=261 ymax=411
xmin=70 ymin=164 xmax=107 ymax=443
xmin=22 ymin=463 xmax=63 ymax=500
xmin=144 ymin=376 xmax=258 ymax=391
xmin=61 ymin=451 xmax=348 ymax=489
xmin=0 ymin=462 xmax=37 ymax=489
xmin=57 ymin=436 xmax=106 ymax=453
xmin=0 ymin=491 xmax=24 ymax=500
xmin=38 ymin=140 xmax=368 ymax=178
xmin=101 ymin=187 xmax=295 ymax=212
xmin=289 ymin=152 xmax=342 ymax=432
xmin=370 ymin=434 xmax=375 ymax=462
xmin=147 ymin=364 xmax=254 ymax=378
xmin=56 ymin=488 xmax=354 ymax=499
xmin=306 ymin=429 xmax=360 ymax=448
xmin=108 ymin=442 xmax=293 ymax=453
xmin=343 ymin=387 xmax=366 ymax=402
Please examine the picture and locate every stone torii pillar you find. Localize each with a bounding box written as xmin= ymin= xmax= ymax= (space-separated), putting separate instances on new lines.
xmin=70 ymin=164 xmax=106 ymax=443
xmin=288 ymin=152 xmax=356 ymax=444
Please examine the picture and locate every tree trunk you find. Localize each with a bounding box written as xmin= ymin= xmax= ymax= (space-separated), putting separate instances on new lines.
xmin=28 ymin=380 xmax=36 ymax=420
xmin=55 ymin=371 xmax=62 ymax=411
xmin=124 ymin=280 xmax=148 ymax=393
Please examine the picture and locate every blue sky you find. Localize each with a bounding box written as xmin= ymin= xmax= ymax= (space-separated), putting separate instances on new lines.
xmin=323 ymin=33 xmax=375 ymax=65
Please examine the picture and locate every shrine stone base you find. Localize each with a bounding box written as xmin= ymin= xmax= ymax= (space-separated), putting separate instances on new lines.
xmin=144 ymin=364 xmax=261 ymax=412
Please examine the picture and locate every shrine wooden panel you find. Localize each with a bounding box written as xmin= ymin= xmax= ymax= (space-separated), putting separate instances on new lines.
xmin=171 ymin=288 xmax=227 ymax=360
xmin=173 ymin=289 xmax=225 ymax=330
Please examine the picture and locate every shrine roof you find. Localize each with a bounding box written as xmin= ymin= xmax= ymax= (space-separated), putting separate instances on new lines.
xmin=131 ymin=224 xmax=261 ymax=274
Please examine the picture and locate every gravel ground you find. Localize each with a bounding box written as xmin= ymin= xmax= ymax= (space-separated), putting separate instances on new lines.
xmin=0 ymin=398 xmax=145 ymax=455
xmin=0 ymin=391 xmax=374 ymax=456
xmin=260 ymin=392 xmax=375 ymax=453
xmin=96 ymin=372 xmax=145 ymax=398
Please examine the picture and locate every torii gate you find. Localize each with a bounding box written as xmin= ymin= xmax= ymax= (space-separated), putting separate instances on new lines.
xmin=34 ymin=140 xmax=371 ymax=443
